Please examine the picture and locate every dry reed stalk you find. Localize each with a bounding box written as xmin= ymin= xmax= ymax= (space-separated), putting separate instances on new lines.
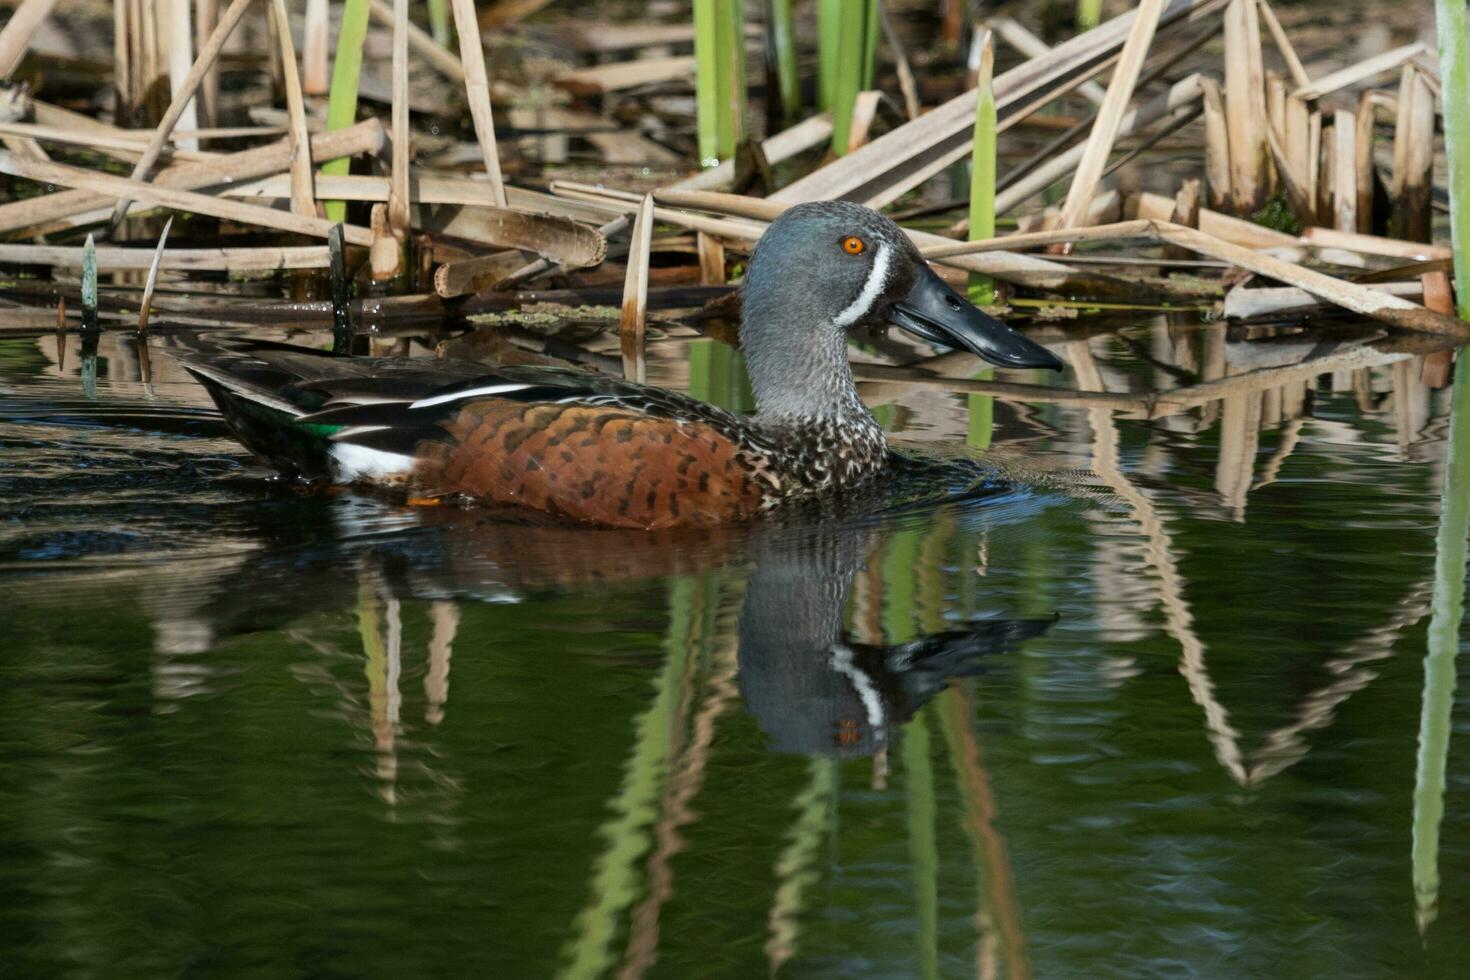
xmin=670 ymin=113 xmax=832 ymax=193
xmin=0 ymin=122 xmax=222 ymax=162
xmin=846 ymin=91 xmax=882 ymax=153
xmin=1263 ymin=117 xmax=1314 ymax=221
xmin=1223 ymin=280 xmax=1422 ymax=317
xmin=367 ymin=0 xmax=467 ymax=83
xmin=620 ymin=195 xmax=655 ymax=383
xmin=1223 ymin=0 xmax=1268 ymax=215
xmin=772 ymin=0 xmax=1230 ymax=208
xmin=415 ymin=206 xmax=607 ymax=266
xmin=0 ymin=120 xmax=384 ymax=236
xmin=1419 ymin=271 xmax=1455 ymax=387
xmin=1354 ymin=91 xmax=1378 ymax=232
xmin=1255 ymin=0 xmax=1311 ymax=90
xmin=136 ymin=216 xmax=174 ymax=336
xmin=433 ymin=251 xmax=527 ymax=297
xmin=451 ymin=0 xmax=508 ymax=207
xmin=879 ymin=7 xmax=921 ymax=120
xmin=388 ymin=0 xmax=411 ymax=239
xmin=1200 ymin=76 xmax=1231 ymax=211
xmin=1132 ymin=191 xmax=1299 ymax=249
xmin=697 ymin=232 xmax=726 ymax=284
xmin=114 ymin=0 xmax=129 ymax=122
xmin=195 ymin=0 xmax=218 ymax=127
xmin=1285 ymin=94 xmax=1312 ymax=204
xmin=1391 ymin=67 xmax=1436 ymax=243
xmin=1296 ymin=43 xmax=1426 ymax=101
xmin=108 ymin=0 xmax=256 ymax=229
xmin=0 ymin=0 xmax=62 ymax=79
xmin=0 ymin=243 xmax=331 ymax=271
xmin=164 ymin=0 xmax=200 ymax=151
xmin=1054 ymin=0 xmax=1165 ymax=237
xmin=996 ymin=74 xmax=1204 ymax=215
xmin=1307 ymin=103 xmax=1321 ymax=207
xmin=226 ymin=173 xmax=510 ymax=208
xmin=1157 ymin=222 xmax=1470 ymax=336
xmin=1298 ymin=226 xmax=1451 ymax=260
xmin=369 ymin=204 xmax=400 ymax=280
xmin=555 ymin=56 xmax=699 ymax=95
xmin=139 ymin=0 xmax=160 ymax=122
xmin=303 ymin=0 xmax=330 ymax=95
xmin=1165 ymin=178 xmax=1202 ymax=261
xmin=1333 ymin=109 xmax=1357 ymax=232
xmin=986 ymin=16 xmax=1107 ymax=106
xmin=267 ymin=0 xmax=316 ymax=218
xmin=0 ymin=151 xmax=375 ymax=245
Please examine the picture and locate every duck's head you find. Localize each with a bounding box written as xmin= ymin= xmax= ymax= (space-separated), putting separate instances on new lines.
xmin=739 ymin=201 xmax=1061 ymax=419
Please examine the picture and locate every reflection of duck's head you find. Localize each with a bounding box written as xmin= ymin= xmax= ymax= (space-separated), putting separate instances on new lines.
xmin=737 ymin=525 xmax=1053 ymax=757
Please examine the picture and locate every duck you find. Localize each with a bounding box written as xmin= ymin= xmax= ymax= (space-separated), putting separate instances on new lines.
xmin=179 ymin=201 xmax=1062 ymax=529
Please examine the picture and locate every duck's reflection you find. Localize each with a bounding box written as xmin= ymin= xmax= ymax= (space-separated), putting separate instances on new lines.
xmin=738 ymin=526 xmax=1052 ymax=757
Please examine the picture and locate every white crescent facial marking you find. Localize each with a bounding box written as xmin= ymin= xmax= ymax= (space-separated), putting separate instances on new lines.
xmin=409 ymin=383 xmax=531 ymax=409
xmin=833 ymin=242 xmax=892 ymax=328
xmin=829 ymin=643 xmax=886 ymax=740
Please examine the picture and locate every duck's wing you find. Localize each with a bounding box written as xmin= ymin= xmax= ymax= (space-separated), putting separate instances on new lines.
xmin=175 ymin=340 xmax=775 ymax=525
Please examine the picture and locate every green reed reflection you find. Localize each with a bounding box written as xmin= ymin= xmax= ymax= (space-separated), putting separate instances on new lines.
xmin=1413 ymin=355 xmax=1470 ymax=933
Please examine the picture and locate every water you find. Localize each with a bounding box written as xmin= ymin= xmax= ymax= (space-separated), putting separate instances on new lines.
xmin=4 ymin=319 xmax=1470 ymax=978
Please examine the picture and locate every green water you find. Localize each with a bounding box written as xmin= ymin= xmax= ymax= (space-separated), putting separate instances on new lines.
xmin=4 ymin=322 xmax=1470 ymax=978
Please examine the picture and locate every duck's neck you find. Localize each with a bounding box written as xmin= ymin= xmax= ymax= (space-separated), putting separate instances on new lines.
xmin=742 ymin=319 xmax=887 ymax=488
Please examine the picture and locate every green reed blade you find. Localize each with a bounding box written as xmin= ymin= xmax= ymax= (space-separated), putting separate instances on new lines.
xmin=828 ymin=1 xmax=871 ymax=156
xmin=766 ymin=0 xmax=800 ymax=123
xmin=321 ymin=0 xmax=372 ymax=222
xmin=427 ymin=0 xmax=451 ymax=47
xmin=695 ymin=0 xmax=744 ymax=165
xmin=1076 ymin=0 xmax=1102 ymax=31
xmin=1435 ymin=0 xmax=1470 ymax=318
xmin=903 ymin=711 xmax=940 ymax=980
xmin=817 ymin=0 xmax=841 ymax=111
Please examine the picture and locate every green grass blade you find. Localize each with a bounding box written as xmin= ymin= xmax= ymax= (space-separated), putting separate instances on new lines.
xmin=1435 ymin=0 xmax=1470 ymax=317
xmin=767 ymin=0 xmax=800 ymax=121
xmin=967 ymin=31 xmax=996 ymax=306
xmin=321 ymin=0 xmax=372 ymax=222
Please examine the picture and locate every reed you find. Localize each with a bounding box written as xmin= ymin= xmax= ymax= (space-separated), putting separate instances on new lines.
xmin=1076 ymin=0 xmax=1103 ymax=32
xmin=694 ymin=0 xmax=745 ymax=166
xmin=968 ymin=31 xmax=997 ymax=306
xmin=80 ymin=233 xmax=97 ymax=332
xmin=323 ymin=0 xmax=374 ymax=222
xmin=827 ymin=0 xmax=877 ymax=156
xmin=620 ymin=195 xmax=655 ymax=383
xmin=765 ymin=0 xmax=800 ymax=125
xmin=428 ymin=0 xmax=452 ymax=46
xmin=1436 ymin=0 xmax=1470 ymax=318
xmin=817 ymin=0 xmax=840 ymax=110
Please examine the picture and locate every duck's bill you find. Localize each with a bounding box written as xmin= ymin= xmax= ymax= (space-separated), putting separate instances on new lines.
xmin=889 ymin=265 xmax=1064 ymax=371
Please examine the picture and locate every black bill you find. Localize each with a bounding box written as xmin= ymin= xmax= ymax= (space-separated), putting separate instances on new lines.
xmin=889 ymin=264 xmax=1063 ymax=371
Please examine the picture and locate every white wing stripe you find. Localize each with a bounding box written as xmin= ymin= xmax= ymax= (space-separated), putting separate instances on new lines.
xmin=833 ymin=243 xmax=892 ymax=328
xmin=409 ymin=383 xmax=531 ymax=409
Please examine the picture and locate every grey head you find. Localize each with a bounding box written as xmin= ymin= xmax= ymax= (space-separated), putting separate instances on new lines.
xmin=740 ymin=201 xmax=1062 ymax=423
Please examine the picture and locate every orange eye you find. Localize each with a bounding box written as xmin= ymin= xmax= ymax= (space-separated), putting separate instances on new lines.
xmin=841 ymin=235 xmax=866 ymax=255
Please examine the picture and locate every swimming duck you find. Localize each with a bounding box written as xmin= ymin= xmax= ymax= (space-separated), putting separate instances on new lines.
xmin=180 ymin=201 xmax=1062 ymax=529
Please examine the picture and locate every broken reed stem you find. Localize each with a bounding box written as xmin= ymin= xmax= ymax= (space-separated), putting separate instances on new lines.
xmin=879 ymin=7 xmax=920 ymax=120
xmin=451 ymin=0 xmax=507 ymax=206
xmin=1222 ymin=0 xmax=1268 ymax=216
xmin=1255 ymin=0 xmax=1311 ymax=91
xmin=620 ymin=195 xmax=655 ymax=384
xmin=0 ymin=0 xmax=62 ymax=80
xmin=268 ymin=0 xmax=316 ymax=217
xmin=164 ymin=0 xmax=200 ymax=151
xmin=388 ymin=0 xmax=411 ymax=238
xmin=1056 ymin=0 xmax=1164 ymax=233
xmin=136 ymin=216 xmax=173 ymax=336
xmin=968 ymin=30 xmax=996 ymax=305
xmin=323 ymin=0 xmax=373 ymax=222
xmin=1437 ymin=0 xmax=1470 ymax=318
xmin=0 ymin=150 xmax=374 ymax=245
xmin=107 ymin=0 xmax=255 ymax=230
xmin=80 ymin=233 xmax=98 ymax=331
xmin=303 ymin=0 xmax=329 ymax=94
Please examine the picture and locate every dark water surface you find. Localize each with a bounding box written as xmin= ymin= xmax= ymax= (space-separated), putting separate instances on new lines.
xmin=4 ymin=321 xmax=1470 ymax=979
